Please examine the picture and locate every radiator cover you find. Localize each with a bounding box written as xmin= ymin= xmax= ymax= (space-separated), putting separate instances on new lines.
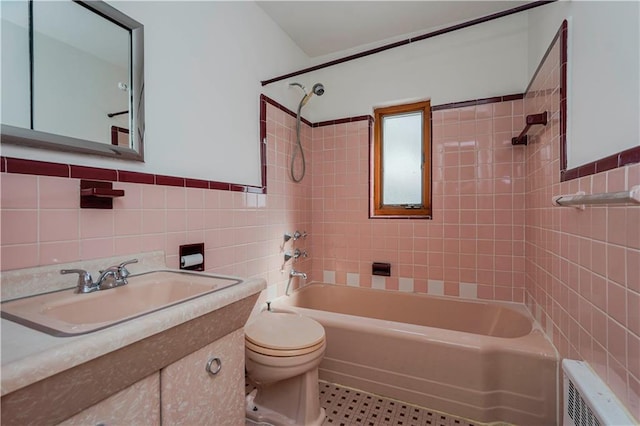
xmin=562 ymin=360 xmax=636 ymax=426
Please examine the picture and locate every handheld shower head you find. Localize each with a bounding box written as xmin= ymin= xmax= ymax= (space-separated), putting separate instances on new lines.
xmin=289 ymin=81 xmax=325 ymax=183
xmin=299 ymin=82 xmax=325 ymax=107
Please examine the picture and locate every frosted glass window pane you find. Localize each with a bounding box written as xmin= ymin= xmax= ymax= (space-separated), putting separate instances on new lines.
xmin=382 ymin=112 xmax=422 ymax=205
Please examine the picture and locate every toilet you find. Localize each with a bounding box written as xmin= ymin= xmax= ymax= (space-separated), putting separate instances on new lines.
xmin=245 ymin=311 xmax=326 ymax=426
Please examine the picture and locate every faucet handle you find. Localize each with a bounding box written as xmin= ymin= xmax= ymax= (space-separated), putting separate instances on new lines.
xmin=60 ymin=269 xmax=94 ymax=290
xmin=293 ymin=248 xmax=308 ymax=259
xmin=117 ymin=259 xmax=138 ymax=278
xmin=292 ymin=230 xmax=307 ymax=240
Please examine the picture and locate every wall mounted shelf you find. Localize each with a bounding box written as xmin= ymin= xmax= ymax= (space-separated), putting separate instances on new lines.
xmin=512 ymin=112 xmax=548 ymax=146
xmin=80 ymin=180 xmax=125 ymax=209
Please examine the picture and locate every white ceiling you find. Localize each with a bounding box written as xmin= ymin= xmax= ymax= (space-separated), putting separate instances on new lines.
xmin=257 ymin=1 xmax=532 ymax=58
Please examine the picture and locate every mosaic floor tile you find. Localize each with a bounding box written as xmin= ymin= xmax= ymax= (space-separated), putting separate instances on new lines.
xmin=247 ymin=379 xmax=502 ymax=426
xmin=318 ymin=382 xmax=484 ymax=426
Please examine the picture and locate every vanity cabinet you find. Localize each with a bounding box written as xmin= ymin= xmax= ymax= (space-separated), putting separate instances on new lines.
xmin=58 ymin=373 xmax=160 ymax=426
xmin=1 ymin=284 xmax=261 ymax=426
xmin=57 ymin=329 xmax=245 ymax=426
xmin=161 ymin=329 xmax=245 ymax=425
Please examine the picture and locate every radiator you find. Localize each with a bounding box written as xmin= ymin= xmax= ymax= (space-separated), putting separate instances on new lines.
xmin=562 ymin=360 xmax=636 ymax=426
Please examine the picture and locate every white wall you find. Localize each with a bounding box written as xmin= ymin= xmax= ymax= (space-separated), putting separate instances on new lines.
xmin=527 ymin=0 xmax=640 ymax=169
xmin=1 ymin=1 xmax=310 ymax=187
xmin=271 ymin=12 xmax=530 ymax=123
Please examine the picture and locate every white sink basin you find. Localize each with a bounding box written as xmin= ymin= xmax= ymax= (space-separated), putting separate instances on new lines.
xmin=1 ymin=270 xmax=241 ymax=336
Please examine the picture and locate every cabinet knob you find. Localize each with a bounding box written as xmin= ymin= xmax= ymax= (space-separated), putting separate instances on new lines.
xmin=205 ymin=357 xmax=222 ymax=376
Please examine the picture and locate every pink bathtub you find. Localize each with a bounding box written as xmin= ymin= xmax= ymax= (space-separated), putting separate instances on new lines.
xmin=272 ymin=283 xmax=558 ymax=426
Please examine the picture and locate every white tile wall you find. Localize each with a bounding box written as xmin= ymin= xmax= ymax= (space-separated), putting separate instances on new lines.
xmin=427 ymin=279 xmax=444 ymax=296
xmin=323 ymin=270 xmax=336 ymax=284
xmin=459 ymin=282 xmax=478 ymax=299
xmin=346 ymin=273 xmax=360 ymax=287
xmin=371 ymin=275 xmax=386 ymax=290
xmin=399 ymin=277 xmax=414 ymax=292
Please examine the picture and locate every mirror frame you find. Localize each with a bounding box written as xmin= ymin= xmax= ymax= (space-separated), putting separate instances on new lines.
xmin=1 ymin=0 xmax=145 ymax=161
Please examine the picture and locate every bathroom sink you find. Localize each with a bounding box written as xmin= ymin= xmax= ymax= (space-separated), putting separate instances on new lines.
xmin=0 ymin=270 xmax=242 ymax=337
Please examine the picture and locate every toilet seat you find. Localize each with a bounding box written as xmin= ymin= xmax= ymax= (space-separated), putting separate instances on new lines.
xmin=245 ymin=312 xmax=325 ymax=356
xmin=246 ymin=339 xmax=325 ymax=357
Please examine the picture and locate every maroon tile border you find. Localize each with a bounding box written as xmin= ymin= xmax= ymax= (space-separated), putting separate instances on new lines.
xmin=155 ymin=175 xmax=185 ymax=187
xmin=620 ymin=146 xmax=640 ymax=165
xmin=262 ymin=93 xmax=375 ymax=129
xmin=557 ymin=20 xmax=569 ymax=175
xmin=70 ymin=165 xmax=118 ymax=181
xmin=431 ymin=93 xmax=524 ymax=111
xmin=261 ymin=94 xmax=312 ymax=127
xmin=185 ymin=178 xmax=209 ymax=189
xmin=314 ymin=115 xmax=373 ymax=128
xmin=561 ymin=146 xmax=640 ymax=181
xmin=5 ymin=157 xmax=70 ymax=177
xmin=0 ymin=157 xmax=266 ymax=195
xmin=209 ymin=181 xmax=231 ymax=191
xmin=118 ymin=170 xmax=155 ymax=185
xmin=260 ymin=135 xmax=268 ymax=190
xmin=261 ymin=1 xmax=556 ymax=86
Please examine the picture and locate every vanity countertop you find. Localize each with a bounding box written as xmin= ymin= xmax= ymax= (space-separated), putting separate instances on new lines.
xmin=0 ymin=252 xmax=265 ymax=397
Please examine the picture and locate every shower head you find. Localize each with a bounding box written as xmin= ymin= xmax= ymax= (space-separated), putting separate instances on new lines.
xmin=311 ymin=83 xmax=324 ymax=96
xmin=299 ymin=82 xmax=325 ymax=108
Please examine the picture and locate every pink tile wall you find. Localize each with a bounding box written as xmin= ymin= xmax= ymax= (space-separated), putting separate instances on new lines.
xmin=523 ymin=32 xmax=640 ymax=420
xmin=3 ymin=87 xmax=636 ymax=420
xmin=309 ymin=100 xmax=527 ymax=301
xmin=0 ymin=103 xmax=311 ymax=297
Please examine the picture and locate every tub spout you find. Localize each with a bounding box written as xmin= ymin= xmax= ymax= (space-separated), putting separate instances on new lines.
xmin=290 ymin=269 xmax=307 ymax=279
xmin=286 ymin=269 xmax=307 ymax=296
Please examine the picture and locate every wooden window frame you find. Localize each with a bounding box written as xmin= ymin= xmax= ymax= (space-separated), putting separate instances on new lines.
xmin=372 ymin=100 xmax=432 ymax=219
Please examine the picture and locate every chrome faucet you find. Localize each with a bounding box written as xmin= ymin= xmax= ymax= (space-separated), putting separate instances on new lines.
xmin=289 ymin=269 xmax=307 ymax=279
xmin=292 ymin=230 xmax=307 ymax=240
xmin=286 ymin=268 xmax=307 ymax=296
xmin=61 ymin=259 xmax=138 ymax=293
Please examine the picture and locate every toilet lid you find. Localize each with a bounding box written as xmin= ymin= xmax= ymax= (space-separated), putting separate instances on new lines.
xmin=245 ymin=312 xmax=325 ymax=351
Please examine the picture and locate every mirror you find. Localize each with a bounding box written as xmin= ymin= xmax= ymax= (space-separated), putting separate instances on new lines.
xmin=1 ymin=0 xmax=145 ymax=161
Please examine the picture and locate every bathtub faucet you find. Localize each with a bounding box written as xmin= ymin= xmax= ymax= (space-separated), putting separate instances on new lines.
xmin=286 ymin=269 xmax=307 ymax=296
xmin=290 ymin=269 xmax=307 ymax=279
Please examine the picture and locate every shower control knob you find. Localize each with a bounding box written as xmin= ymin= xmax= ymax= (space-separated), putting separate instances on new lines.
xmin=293 ymin=230 xmax=307 ymax=240
xmin=293 ymin=249 xmax=308 ymax=259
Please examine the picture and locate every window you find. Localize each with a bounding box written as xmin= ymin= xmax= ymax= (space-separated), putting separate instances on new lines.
xmin=372 ymin=100 xmax=431 ymax=218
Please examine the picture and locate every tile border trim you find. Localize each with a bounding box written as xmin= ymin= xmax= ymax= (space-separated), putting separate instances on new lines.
xmin=0 ymin=156 xmax=266 ymax=194
xmin=431 ymin=93 xmax=524 ymax=112
xmin=561 ymin=145 xmax=640 ymax=181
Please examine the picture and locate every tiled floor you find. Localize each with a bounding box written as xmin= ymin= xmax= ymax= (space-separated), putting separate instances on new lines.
xmin=246 ymin=380 xmax=489 ymax=426
xmin=319 ymin=382 xmax=481 ymax=426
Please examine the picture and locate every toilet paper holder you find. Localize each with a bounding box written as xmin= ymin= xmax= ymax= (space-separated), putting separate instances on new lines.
xmin=179 ymin=243 xmax=205 ymax=271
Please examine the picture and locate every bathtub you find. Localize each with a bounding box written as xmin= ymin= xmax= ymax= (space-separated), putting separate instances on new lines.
xmin=271 ymin=283 xmax=558 ymax=426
